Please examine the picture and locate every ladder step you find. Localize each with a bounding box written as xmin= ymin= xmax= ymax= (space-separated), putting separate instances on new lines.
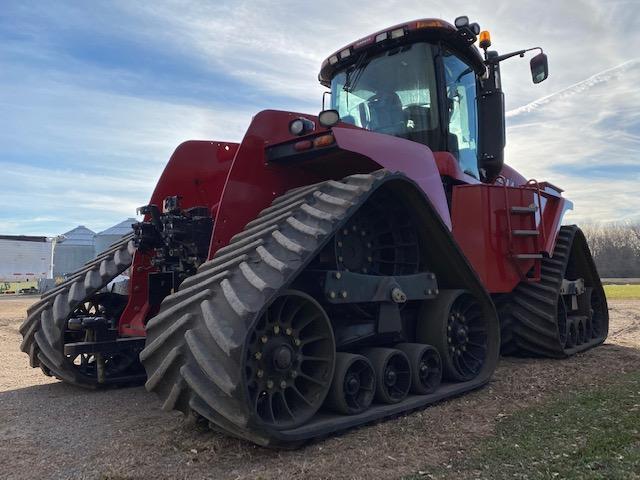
xmin=514 ymin=253 xmax=543 ymax=259
xmin=512 ymin=229 xmax=540 ymax=236
xmin=510 ymin=206 xmax=537 ymax=214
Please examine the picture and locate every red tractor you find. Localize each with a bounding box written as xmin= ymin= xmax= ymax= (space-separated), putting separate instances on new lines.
xmin=21 ymin=16 xmax=608 ymax=447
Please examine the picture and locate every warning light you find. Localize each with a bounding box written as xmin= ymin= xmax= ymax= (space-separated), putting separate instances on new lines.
xmin=479 ymin=31 xmax=491 ymax=49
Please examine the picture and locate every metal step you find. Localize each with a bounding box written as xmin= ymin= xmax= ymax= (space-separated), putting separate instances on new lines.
xmin=510 ymin=206 xmax=537 ymax=214
xmin=512 ymin=229 xmax=540 ymax=236
xmin=514 ymin=253 xmax=543 ymax=259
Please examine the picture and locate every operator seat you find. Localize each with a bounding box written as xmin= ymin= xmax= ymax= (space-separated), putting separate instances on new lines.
xmin=366 ymin=92 xmax=406 ymax=136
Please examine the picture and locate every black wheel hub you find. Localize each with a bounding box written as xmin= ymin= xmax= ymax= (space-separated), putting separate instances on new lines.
xmin=272 ymin=344 xmax=294 ymax=370
xmin=448 ymin=313 xmax=470 ymax=350
xmin=345 ymin=373 xmax=361 ymax=395
xmin=445 ymin=294 xmax=488 ymax=380
xmin=418 ymin=361 xmax=430 ymax=383
xmin=245 ymin=292 xmax=335 ymax=430
xmin=384 ymin=366 xmax=398 ymax=387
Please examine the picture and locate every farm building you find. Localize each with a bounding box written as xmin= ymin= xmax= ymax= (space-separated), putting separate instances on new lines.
xmin=1 ymin=219 xmax=135 ymax=291
xmin=52 ymin=226 xmax=96 ymax=277
xmin=0 ymin=235 xmax=52 ymax=282
xmin=95 ymin=218 xmax=136 ymax=254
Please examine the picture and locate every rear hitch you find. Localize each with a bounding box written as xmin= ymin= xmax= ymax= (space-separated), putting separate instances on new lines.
xmin=133 ymin=195 xmax=213 ymax=299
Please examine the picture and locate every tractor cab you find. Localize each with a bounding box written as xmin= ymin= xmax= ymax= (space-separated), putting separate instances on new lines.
xmin=319 ymin=17 xmax=548 ymax=183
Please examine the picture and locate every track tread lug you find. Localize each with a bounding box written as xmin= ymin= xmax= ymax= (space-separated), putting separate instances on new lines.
xmin=256 ymin=246 xmax=289 ymax=273
xmin=145 ymin=345 xmax=183 ymax=391
xmin=162 ymin=377 xmax=186 ymax=412
xmin=140 ymin=313 xmax=192 ymax=361
xmin=201 ymin=298 xmax=243 ymax=355
xmin=185 ymin=329 xmax=238 ymax=395
xmin=272 ymin=230 xmax=307 ymax=255
xmin=239 ymin=262 xmax=269 ymax=292
xmin=180 ymin=364 xmax=248 ymax=427
xmin=286 ymin=216 xmax=328 ymax=238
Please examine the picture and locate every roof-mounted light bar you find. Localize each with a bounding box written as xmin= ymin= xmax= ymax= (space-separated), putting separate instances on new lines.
xmin=390 ymin=27 xmax=405 ymax=39
xmin=375 ymin=32 xmax=388 ymax=43
xmin=322 ymin=19 xmax=454 ymax=69
xmin=318 ymin=17 xmax=486 ymax=85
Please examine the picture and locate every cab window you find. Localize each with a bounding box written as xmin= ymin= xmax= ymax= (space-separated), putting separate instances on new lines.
xmin=330 ymin=43 xmax=442 ymax=151
xmin=442 ymin=51 xmax=479 ymax=178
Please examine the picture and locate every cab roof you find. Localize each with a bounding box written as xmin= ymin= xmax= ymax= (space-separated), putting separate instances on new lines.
xmin=318 ymin=18 xmax=486 ymax=87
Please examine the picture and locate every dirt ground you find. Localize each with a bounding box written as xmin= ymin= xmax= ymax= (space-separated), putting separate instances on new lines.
xmin=1 ymin=297 xmax=639 ymax=480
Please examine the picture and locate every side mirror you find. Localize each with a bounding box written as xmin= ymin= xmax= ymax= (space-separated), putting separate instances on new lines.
xmin=530 ymin=52 xmax=549 ymax=84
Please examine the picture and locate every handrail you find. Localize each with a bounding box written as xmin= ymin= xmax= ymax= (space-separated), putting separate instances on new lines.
xmin=497 ymin=175 xmax=513 ymax=255
xmin=526 ymin=179 xmax=547 ymax=245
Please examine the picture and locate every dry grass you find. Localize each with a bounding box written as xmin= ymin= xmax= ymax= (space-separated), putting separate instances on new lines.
xmin=0 ymin=297 xmax=639 ymax=479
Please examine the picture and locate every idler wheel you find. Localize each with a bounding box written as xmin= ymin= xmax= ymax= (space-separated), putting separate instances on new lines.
xmin=418 ymin=290 xmax=488 ymax=382
xmin=325 ymin=353 xmax=376 ymax=415
xmin=395 ymin=343 xmax=442 ymax=395
xmin=362 ymin=347 xmax=411 ymax=404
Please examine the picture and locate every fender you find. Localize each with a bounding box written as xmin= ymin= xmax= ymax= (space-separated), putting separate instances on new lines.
xmin=211 ymin=110 xmax=452 ymax=255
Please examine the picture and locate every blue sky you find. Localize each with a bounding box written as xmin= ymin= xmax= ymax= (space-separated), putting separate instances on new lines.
xmin=1 ymin=0 xmax=639 ymax=236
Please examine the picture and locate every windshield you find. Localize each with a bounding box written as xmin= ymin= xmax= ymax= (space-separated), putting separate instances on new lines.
xmin=330 ymin=42 xmax=441 ymax=150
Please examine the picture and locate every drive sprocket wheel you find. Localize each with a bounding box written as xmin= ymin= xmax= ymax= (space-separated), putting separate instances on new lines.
xmin=333 ymin=191 xmax=419 ymax=276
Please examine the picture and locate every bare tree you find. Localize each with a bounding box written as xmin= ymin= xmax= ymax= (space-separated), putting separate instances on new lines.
xmin=581 ymin=223 xmax=640 ymax=278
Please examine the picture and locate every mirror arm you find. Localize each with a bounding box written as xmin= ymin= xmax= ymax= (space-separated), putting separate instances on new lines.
xmin=486 ymin=47 xmax=543 ymax=65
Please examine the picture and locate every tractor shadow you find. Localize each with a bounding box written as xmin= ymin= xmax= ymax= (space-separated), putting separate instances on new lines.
xmin=1 ymin=341 xmax=639 ymax=479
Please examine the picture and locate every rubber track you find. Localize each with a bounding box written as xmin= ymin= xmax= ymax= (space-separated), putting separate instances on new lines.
xmin=141 ymin=170 xmax=500 ymax=447
xmin=19 ymin=233 xmax=136 ymax=387
xmin=140 ymin=173 xmax=382 ymax=445
xmin=500 ymin=225 xmax=609 ymax=358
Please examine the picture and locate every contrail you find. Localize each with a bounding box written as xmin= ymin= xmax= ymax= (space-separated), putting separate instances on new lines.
xmin=506 ymin=58 xmax=640 ymax=118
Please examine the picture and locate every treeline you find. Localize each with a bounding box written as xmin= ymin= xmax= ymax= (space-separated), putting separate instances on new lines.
xmin=581 ymin=223 xmax=640 ymax=278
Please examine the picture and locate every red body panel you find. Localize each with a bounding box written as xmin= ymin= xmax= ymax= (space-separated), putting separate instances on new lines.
xmin=211 ymin=111 xmax=452 ymax=251
xmin=451 ymin=184 xmax=568 ymax=292
xmin=117 ymin=110 xmax=571 ymax=333
xmin=120 ymin=141 xmax=237 ymax=336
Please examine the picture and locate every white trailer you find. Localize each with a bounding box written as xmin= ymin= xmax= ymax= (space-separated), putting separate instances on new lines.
xmin=0 ymin=236 xmax=52 ymax=282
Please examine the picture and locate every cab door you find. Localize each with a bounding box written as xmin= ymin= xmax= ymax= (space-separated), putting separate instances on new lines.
xmin=440 ymin=49 xmax=480 ymax=179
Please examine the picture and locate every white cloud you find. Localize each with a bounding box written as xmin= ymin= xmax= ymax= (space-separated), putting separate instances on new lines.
xmin=505 ymin=59 xmax=640 ymax=223
xmin=1 ymin=0 xmax=639 ymax=236
xmin=112 ymin=0 xmax=640 ymax=110
xmin=0 ymin=79 xmax=253 ymax=235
